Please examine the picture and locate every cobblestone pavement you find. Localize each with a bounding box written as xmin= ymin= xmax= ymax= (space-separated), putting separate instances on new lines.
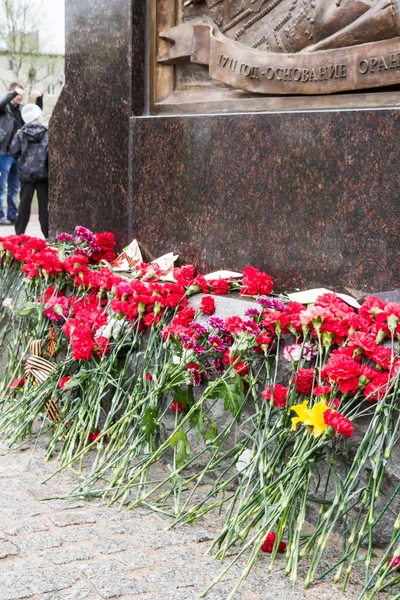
xmin=0 ymin=438 xmax=373 ymax=600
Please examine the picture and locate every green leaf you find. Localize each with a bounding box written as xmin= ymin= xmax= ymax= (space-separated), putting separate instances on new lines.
xmin=142 ymin=407 xmax=159 ymax=441
xmin=18 ymin=300 xmax=40 ymax=317
xmin=171 ymin=385 xmax=194 ymax=410
xmin=205 ymin=419 xmax=218 ymax=444
xmin=221 ymin=377 xmax=244 ymax=421
xmin=169 ymin=429 xmax=190 ymax=468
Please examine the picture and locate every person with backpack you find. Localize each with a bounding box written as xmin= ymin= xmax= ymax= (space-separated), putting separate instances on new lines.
xmin=0 ymin=83 xmax=42 ymax=225
xmin=10 ymin=104 xmax=49 ymax=239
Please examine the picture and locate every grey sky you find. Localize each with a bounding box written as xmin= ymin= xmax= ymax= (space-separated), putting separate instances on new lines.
xmin=34 ymin=0 xmax=65 ymax=55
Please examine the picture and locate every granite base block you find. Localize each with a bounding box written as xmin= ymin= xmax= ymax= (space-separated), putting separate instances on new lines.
xmin=129 ymin=110 xmax=400 ymax=293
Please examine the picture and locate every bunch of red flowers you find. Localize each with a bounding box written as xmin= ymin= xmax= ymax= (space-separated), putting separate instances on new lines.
xmin=63 ymin=296 xmax=108 ymax=360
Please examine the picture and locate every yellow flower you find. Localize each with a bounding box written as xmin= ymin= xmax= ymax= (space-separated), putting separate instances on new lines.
xmin=291 ymin=400 xmax=329 ymax=438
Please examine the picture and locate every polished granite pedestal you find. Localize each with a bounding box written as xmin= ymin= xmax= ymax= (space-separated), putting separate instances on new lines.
xmin=50 ymin=0 xmax=400 ymax=293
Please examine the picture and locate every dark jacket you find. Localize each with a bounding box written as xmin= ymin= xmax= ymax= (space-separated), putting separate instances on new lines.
xmin=0 ymin=91 xmax=43 ymax=153
xmin=10 ymin=124 xmax=48 ymax=183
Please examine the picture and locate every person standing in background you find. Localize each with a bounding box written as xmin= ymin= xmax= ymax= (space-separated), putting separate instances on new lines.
xmin=0 ymin=83 xmax=43 ymax=225
xmin=10 ymin=104 xmax=49 ymax=239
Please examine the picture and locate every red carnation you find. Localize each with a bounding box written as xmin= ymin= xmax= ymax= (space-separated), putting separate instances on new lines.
xmin=313 ymin=385 xmax=331 ymax=397
xmin=293 ymin=368 xmax=315 ymax=395
xmin=58 ymin=376 xmax=72 ymax=389
xmin=241 ymin=266 xmax=273 ymax=297
xmin=88 ymin=430 xmax=100 ymax=443
xmin=254 ymin=332 xmax=272 ymax=354
xmin=146 ymin=373 xmax=152 ymax=381
xmin=234 ymin=361 xmax=249 ymax=377
xmin=225 ymin=316 xmax=243 ymax=335
xmin=171 ymin=400 xmax=185 ymax=413
xmin=322 ymin=353 xmax=361 ymax=395
xmin=261 ymin=532 xmax=286 ymax=553
xmin=200 ymin=295 xmax=216 ymax=316
xmin=388 ymin=556 xmax=400 ymax=570
xmin=261 ymin=384 xmax=287 ymax=408
xmin=324 ymin=409 xmax=354 ymax=438
xmin=208 ymin=278 xmax=230 ymax=295
xmin=9 ymin=378 xmax=26 ymax=394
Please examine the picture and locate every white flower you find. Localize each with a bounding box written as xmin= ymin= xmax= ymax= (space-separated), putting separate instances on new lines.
xmin=236 ymin=449 xmax=252 ymax=473
xmin=283 ymin=342 xmax=318 ymax=363
xmin=2 ymin=297 xmax=12 ymax=307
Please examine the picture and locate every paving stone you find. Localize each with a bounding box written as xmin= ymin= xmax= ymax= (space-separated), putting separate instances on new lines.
xmin=96 ymin=537 xmax=130 ymax=554
xmin=40 ymin=545 xmax=92 ymax=564
xmin=20 ymin=566 xmax=78 ymax=594
xmin=154 ymin=545 xmax=197 ymax=565
xmin=49 ymin=511 xmax=97 ymax=527
xmin=94 ymin=577 xmax=148 ymax=598
xmin=117 ymin=551 xmax=153 ymax=569
xmin=6 ymin=521 xmax=49 ymax=536
xmin=40 ymin=581 xmax=95 ymax=600
xmin=61 ymin=525 xmax=100 ymax=542
xmin=140 ymin=592 xmax=197 ymax=600
xmin=107 ymin=518 xmax=150 ymax=535
xmin=45 ymin=500 xmax=86 ymax=512
xmin=77 ymin=558 xmax=126 ymax=579
xmin=0 ymin=541 xmax=19 ymax=558
xmin=13 ymin=533 xmax=62 ymax=552
xmin=0 ymin=575 xmax=31 ymax=600
xmin=145 ymin=566 xmax=205 ymax=589
xmin=3 ymin=504 xmax=47 ymax=519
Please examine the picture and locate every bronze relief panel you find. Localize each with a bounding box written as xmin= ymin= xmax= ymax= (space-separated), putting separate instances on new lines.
xmin=150 ymin=0 xmax=400 ymax=113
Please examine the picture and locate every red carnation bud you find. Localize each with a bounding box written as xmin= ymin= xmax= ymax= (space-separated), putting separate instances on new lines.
xmin=261 ymin=532 xmax=287 ymax=554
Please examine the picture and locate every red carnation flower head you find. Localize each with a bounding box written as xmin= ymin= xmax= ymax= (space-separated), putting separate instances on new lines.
xmin=293 ymin=368 xmax=315 ymax=395
xmin=254 ymin=332 xmax=272 ymax=354
xmin=146 ymin=373 xmax=152 ymax=382
xmin=171 ymin=400 xmax=185 ymax=413
xmin=261 ymin=384 xmax=287 ymax=408
xmin=173 ymin=265 xmax=196 ymax=286
xmin=208 ymin=278 xmax=230 ymax=295
xmin=225 ymin=316 xmax=244 ymax=335
xmin=322 ymin=353 xmax=361 ymax=395
xmin=234 ymin=361 xmax=249 ymax=377
xmin=88 ymin=430 xmax=100 ymax=443
xmin=187 ymin=274 xmax=209 ymax=296
xmin=313 ymin=385 xmax=331 ymax=397
xmin=388 ymin=556 xmax=400 ymax=570
xmin=261 ymin=532 xmax=286 ymax=554
xmin=200 ymin=295 xmax=216 ymax=316
xmin=9 ymin=377 xmax=26 ymax=393
xmin=324 ymin=409 xmax=354 ymax=438
xmin=241 ymin=266 xmax=273 ymax=297
xmin=58 ymin=376 xmax=72 ymax=389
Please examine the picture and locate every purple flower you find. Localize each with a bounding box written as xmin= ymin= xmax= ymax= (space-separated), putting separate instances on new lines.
xmin=74 ymin=247 xmax=90 ymax=258
xmin=214 ymin=358 xmax=224 ymax=376
xmin=56 ymin=232 xmax=73 ymax=242
xmin=208 ymin=335 xmax=226 ymax=353
xmin=257 ymin=297 xmax=286 ymax=311
xmin=194 ymin=344 xmax=205 ymax=356
xmin=240 ymin=319 xmax=260 ymax=335
xmin=74 ymin=226 xmax=96 ymax=247
xmin=203 ymin=359 xmax=213 ymax=380
xmin=189 ymin=321 xmax=207 ymax=335
xmin=187 ymin=366 xmax=202 ymax=386
xmin=207 ymin=316 xmax=226 ymax=330
xmin=244 ymin=308 xmax=260 ymax=317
